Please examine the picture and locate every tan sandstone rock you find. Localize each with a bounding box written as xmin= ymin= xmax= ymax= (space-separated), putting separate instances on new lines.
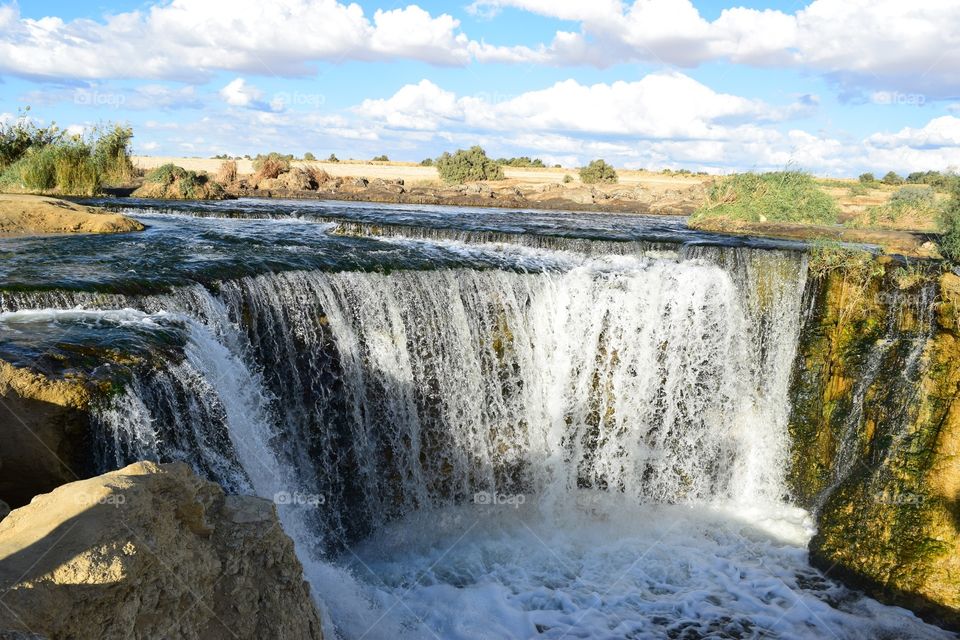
xmin=0 ymin=461 xmax=323 ymax=640
xmin=0 ymin=194 xmax=144 ymax=235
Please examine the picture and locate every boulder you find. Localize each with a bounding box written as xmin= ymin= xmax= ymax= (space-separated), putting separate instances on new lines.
xmin=0 ymin=362 xmax=94 ymax=508
xmin=0 ymin=461 xmax=323 ymax=640
xmin=278 ymin=168 xmax=316 ymax=191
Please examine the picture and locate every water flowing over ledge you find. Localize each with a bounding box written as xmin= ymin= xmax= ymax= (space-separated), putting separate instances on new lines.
xmin=0 ymin=201 xmax=951 ymax=639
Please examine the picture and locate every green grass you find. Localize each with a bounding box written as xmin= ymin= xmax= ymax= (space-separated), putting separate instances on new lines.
xmin=0 ymin=114 xmax=133 ymax=196
xmin=693 ymin=171 xmax=839 ymax=224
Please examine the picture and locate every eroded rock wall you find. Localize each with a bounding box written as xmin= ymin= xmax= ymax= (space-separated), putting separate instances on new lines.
xmin=790 ymin=258 xmax=960 ymax=630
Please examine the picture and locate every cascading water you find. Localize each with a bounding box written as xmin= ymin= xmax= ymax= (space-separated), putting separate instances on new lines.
xmin=2 ymin=201 xmax=951 ymax=639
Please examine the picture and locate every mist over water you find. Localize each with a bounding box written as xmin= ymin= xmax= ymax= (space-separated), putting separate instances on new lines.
xmin=0 ymin=200 xmax=950 ymax=639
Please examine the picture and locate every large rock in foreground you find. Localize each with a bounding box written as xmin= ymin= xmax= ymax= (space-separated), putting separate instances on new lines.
xmin=0 ymin=462 xmax=323 ymax=640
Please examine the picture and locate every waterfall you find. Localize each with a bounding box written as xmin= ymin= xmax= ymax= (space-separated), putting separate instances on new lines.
xmin=10 ymin=234 xmax=954 ymax=638
xmin=70 ymin=247 xmax=808 ymax=553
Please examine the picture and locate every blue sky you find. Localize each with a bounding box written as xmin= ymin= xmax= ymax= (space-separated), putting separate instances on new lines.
xmin=2 ymin=0 xmax=959 ymax=175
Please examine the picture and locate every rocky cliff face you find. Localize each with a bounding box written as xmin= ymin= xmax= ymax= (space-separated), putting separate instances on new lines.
xmin=789 ymin=255 xmax=960 ymax=630
xmin=0 ymin=362 xmax=96 ymax=508
xmin=0 ymin=461 xmax=323 ymax=640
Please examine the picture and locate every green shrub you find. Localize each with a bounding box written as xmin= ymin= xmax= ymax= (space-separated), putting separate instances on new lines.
xmin=496 ymin=156 xmax=545 ymax=168
xmin=328 ymin=154 xmax=339 ymax=163
xmin=563 ymin=174 xmax=574 ymax=184
xmin=420 ymin=157 xmax=434 ymax=167
xmin=435 ymin=146 xmax=504 ymax=184
xmin=859 ymin=172 xmax=876 ymax=183
xmin=143 ymin=163 xmax=211 ymax=198
xmin=372 ymin=155 xmax=389 ymax=162
xmin=882 ymin=171 xmax=904 ymax=185
xmin=580 ymin=159 xmax=618 ymax=184
xmin=693 ymin=171 xmax=839 ymax=224
xmin=303 ymin=152 xmax=316 ymax=161
xmin=937 ymin=183 xmax=960 ymax=262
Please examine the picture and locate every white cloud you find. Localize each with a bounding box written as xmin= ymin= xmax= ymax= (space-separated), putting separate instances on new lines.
xmin=219 ymin=78 xmax=264 ymax=108
xmin=866 ymin=116 xmax=960 ymax=150
xmin=357 ymin=73 xmax=809 ymax=139
xmin=0 ymin=0 xmax=475 ymax=81
xmin=468 ymin=0 xmax=960 ymax=96
xmin=353 ymin=75 xmax=960 ymax=175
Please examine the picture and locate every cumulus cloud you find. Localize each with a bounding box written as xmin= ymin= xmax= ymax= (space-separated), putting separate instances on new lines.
xmin=357 ymin=73 xmax=811 ymax=139
xmin=353 ymin=74 xmax=960 ymax=175
xmin=468 ymin=0 xmax=960 ymax=96
xmin=0 ymin=0 xmax=475 ymax=81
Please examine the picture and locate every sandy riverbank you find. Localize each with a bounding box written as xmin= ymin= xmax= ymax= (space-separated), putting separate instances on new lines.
xmin=0 ymin=194 xmax=144 ymax=235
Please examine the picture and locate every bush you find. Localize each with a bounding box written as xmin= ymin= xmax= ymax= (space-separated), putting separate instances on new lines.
xmin=253 ymin=152 xmax=292 ymax=174
xmin=580 ymin=159 xmax=618 ymax=184
xmin=420 ymin=157 xmax=434 ymax=166
xmin=303 ymin=152 xmax=316 ymax=161
xmin=328 ymin=154 xmax=339 ymax=163
xmin=859 ymin=172 xmax=876 ymax=183
xmin=937 ymin=183 xmax=960 ymax=262
xmin=138 ymin=163 xmax=221 ymax=199
xmin=435 ymin=146 xmax=504 ymax=184
xmin=563 ymin=174 xmax=574 ymax=184
xmin=372 ymin=154 xmax=389 ymax=162
xmin=882 ymin=171 xmax=904 ymax=185
xmin=496 ymin=156 xmax=545 ymax=168
xmin=693 ymin=170 xmax=839 ymax=224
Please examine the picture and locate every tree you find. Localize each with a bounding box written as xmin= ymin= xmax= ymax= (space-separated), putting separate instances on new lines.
xmin=372 ymin=154 xmax=389 ymax=162
xmin=580 ymin=159 xmax=618 ymax=184
xmin=435 ymin=146 xmax=505 ymax=183
xmin=303 ymin=152 xmax=316 ymax=161
xmin=859 ymin=172 xmax=875 ymax=183
xmin=882 ymin=171 xmax=904 ymax=185
xmin=328 ymin=154 xmax=339 ymax=163
xmin=420 ymin=157 xmax=434 ymax=166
